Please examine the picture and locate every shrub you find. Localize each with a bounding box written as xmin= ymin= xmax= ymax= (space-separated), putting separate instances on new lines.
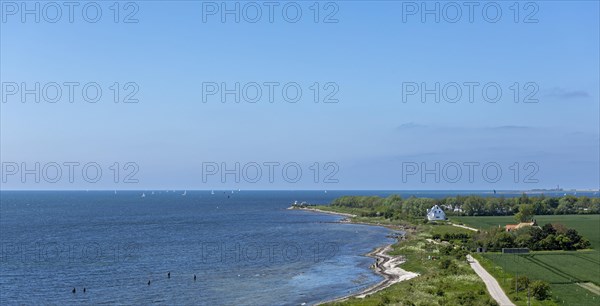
xmin=440 ymin=245 xmax=453 ymax=255
xmin=440 ymin=258 xmax=453 ymax=269
xmin=531 ymin=280 xmax=550 ymax=300
xmin=516 ymin=275 xmax=530 ymax=291
xmin=452 ymin=248 xmax=468 ymax=260
xmin=439 ymin=258 xmax=459 ymax=274
xmin=457 ymin=292 xmax=476 ymax=306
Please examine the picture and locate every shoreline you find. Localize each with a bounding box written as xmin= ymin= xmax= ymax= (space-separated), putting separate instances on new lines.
xmin=320 ymin=244 xmax=419 ymax=305
xmin=289 ymin=206 xmax=420 ymax=304
xmin=287 ymin=206 xmax=357 ymax=218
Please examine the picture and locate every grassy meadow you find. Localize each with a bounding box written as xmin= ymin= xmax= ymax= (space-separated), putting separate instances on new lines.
xmin=455 ymin=215 xmax=600 ymax=305
xmin=325 ymin=223 xmax=497 ymax=306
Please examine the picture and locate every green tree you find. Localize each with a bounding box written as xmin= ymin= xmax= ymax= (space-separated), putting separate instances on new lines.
xmin=515 ymin=232 xmax=532 ymax=248
xmin=556 ymin=235 xmax=574 ymax=250
xmin=541 ymin=223 xmax=556 ymax=236
xmin=463 ymin=196 xmax=485 ymax=216
xmin=556 ymin=196 xmax=577 ymax=214
xmin=519 ymin=193 xmax=530 ymax=204
xmin=493 ymin=231 xmax=516 ymax=250
xmin=530 ymin=280 xmax=550 ymax=300
xmin=514 ymin=204 xmax=534 ymax=222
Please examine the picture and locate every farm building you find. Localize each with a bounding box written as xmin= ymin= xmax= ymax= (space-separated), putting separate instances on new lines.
xmin=505 ymin=220 xmax=537 ymax=232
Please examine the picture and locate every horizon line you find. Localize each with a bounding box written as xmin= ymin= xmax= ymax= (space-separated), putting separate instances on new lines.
xmin=0 ymin=189 xmax=597 ymax=192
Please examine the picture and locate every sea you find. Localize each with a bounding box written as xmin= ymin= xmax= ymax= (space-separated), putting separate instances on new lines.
xmin=0 ymin=190 xmax=596 ymax=305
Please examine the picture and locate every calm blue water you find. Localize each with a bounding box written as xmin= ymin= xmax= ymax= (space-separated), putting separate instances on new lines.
xmin=0 ymin=191 xmax=397 ymax=305
xmin=0 ymin=190 xmax=597 ymax=305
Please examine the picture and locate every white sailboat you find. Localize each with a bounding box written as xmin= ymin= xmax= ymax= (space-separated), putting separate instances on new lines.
xmin=141 ymin=192 xmax=146 ymax=198
xmin=182 ymin=190 xmax=187 ymax=196
xmin=211 ymin=190 xmax=215 ymax=195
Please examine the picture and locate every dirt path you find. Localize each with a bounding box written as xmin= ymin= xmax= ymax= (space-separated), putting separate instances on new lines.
xmin=577 ymin=282 xmax=600 ymax=295
xmin=451 ymin=223 xmax=479 ymax=232
xmin=467 ymin=255 xmax=515 ymax=306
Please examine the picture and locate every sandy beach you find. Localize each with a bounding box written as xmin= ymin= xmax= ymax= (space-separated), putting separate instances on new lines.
xmin=356 ymin=245 xmax=419 ymax=297
xmin=290 ymin=206 xmax=419 ymax=304
xmin=287 ymin=206 xmax=357 ymax=218
xmin=317 ymin=245 xmax=419 ymax=305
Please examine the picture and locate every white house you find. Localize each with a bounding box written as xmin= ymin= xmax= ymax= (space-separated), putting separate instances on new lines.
xmin=427 ymin=205 xmax=446 ymax=221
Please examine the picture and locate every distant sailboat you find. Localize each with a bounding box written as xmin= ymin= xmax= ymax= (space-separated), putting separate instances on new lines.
xmin=141 ymin=193 xmax=146 ymax=198
xmin=114 ymin=190 xmax=117 ymax=195
xmin=211 ymin=190 xmax=215 ymax=195
xmin=324 ymin=190 xmax=327 ymax=194
xmin=182 ymin=190 xmax=187 ymax=196
xmin=231 ymin=190 xmax=234 ymax=194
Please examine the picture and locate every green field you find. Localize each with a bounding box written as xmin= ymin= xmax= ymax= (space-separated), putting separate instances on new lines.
xmin=456 ymin=215 xmax=600 ymax=305
xmin=481 ymin=252 xmax=599 ymax=284
xmin=474 ymin=252 xmax=600 ymax=305
xmin=452 ymin=215 xmax=600 ymax=248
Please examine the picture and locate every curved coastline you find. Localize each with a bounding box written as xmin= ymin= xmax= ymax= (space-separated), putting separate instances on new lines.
xmin=288 ymin=206 xmax=420 ymax=304
xmin=287 ymin=206 xmax=358 ymax=218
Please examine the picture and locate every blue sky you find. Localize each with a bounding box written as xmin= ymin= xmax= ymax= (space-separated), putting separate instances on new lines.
xmin=1 ymin=1 xmax=599 ymax=190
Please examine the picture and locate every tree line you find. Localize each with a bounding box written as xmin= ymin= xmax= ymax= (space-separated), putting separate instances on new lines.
xmin=474 ymin=223 xmax=590 ymax=251
xmin=331 ymin=194 xmax=600 ymax=219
